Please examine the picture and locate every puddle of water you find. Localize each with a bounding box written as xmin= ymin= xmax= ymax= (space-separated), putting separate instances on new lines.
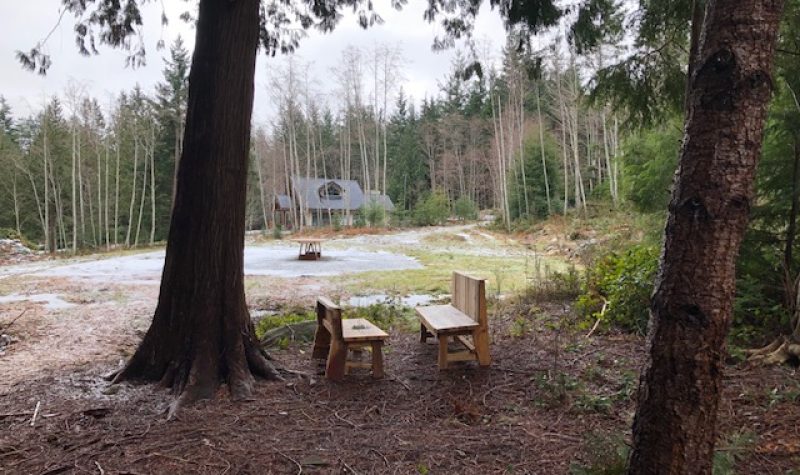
xmin=347 ymin=294 xmax=445 ymax=307
xmin=0 ymin=293 xmax=76 ymax=310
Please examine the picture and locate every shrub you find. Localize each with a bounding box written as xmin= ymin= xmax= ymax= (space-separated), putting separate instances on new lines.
xmin=390 ymin=209 xmax=413 ymax=227
xmin=576 ymin=244 xmax=659 ymax=334
xmin=453 ymin=196 xmax=478 ymax=221
xmin=521 ymin=266 xmax=582 ymax=303
xmin=354 ymin=210 xmax=367 ymax=227
xmin=413 ymin=191 xmax=450 ymax=226
xmin=271 ymin=224 xmax=282 ymax=240
xmin=362 ymin=199 xmax=387 ymax=227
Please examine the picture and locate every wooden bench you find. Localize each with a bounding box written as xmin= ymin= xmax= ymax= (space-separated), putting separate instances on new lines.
xmin=312 ymin=297 xmax=388 ymax=380
xmin=416 ymin=272 xmax=491 ymax=369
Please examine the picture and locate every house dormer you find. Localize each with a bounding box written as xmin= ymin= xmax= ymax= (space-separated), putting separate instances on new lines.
xmin=319 ymin=181 xmax=344 ymax=201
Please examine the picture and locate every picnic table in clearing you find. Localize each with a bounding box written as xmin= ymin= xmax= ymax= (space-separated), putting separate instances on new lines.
xmin=291 ymin=238 xmax=326 ymax=261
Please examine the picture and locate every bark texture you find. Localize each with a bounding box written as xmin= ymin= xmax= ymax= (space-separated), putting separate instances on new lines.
xmin=113 ymin=0 xmax=280 ymax=411
xmin=628 ymin=0 xmax=785 ymax=473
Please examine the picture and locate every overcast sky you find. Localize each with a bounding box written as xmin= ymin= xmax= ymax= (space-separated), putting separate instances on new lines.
xmin=0 ymin=1 xmax=510 ymax=126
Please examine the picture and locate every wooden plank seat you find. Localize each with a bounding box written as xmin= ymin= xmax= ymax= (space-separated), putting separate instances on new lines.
xmin=416 ymin=272 xmax=491 ymax=369
xmin=312 ymin=297 xmax=388 ymax=380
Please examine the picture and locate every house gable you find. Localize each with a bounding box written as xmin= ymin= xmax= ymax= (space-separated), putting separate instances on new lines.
xmin=291 ymin=176 xmax=365 ymax=211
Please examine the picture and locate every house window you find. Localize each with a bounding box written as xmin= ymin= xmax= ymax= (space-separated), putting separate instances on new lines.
xmin=320 ymin=182 xmax=344 ymax=200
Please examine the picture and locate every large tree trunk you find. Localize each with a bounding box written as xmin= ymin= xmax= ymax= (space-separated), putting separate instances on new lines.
xmin=628 ymin=0 xmax=784 ymax=473
xmin=113 ymin=0 xmax=280 ymax=412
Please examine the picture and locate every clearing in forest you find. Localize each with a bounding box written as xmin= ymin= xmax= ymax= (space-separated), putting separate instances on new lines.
xmin=0 ymin=224 xmax=797 ymax=473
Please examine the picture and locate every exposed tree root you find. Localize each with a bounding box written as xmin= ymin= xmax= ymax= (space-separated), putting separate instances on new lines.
xmin=746 ymin=335 xmax=800 ymax=366
xmin=109 ymin=324 xmax=285 ymax=419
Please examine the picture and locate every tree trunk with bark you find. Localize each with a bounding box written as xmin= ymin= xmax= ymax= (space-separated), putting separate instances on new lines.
xmin=112 ymin=0 xmax=280 ymax=412
xmin=629 ymin=0 xmax=785 ymax=473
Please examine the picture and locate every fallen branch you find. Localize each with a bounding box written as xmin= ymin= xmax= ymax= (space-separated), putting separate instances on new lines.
xmin=279 ymin=367 xmax=313 ymax=378
xmin=0 ymin=309 xmax=27 ymax=335
xmin=585 ymin=299 xmax=607 ymax=339
xmin=481 ymin=381 xmax=516 ymax=406
xmin=341 ymin=459 xmax=358 ymax=474
xmin=585 ymin=317 xmax=602 ymax=339
xmin=369 ymin=448 xmax=389 ymax=467
xmin=0 ymin=412 xmax=32 ymax=419
xmin=261 ymin=321 xmax=317 ymax=348
xmin=746 ymin=335 xmax=800 ymax=366
xmin=276 ymin=450 xmax=303 ymax=475
xmin=388 ymin=374 xmax=411 ymax=391
xmin=333 ymin=410 xmax=359 ymax=429
xmin=29 ymin=401 xmax=41 ymax=427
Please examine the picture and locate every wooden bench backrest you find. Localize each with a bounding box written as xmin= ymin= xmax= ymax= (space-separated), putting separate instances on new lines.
xmin=316 ymin=296 xmax=343 ymax=341
xmin=451 ymin=272 xmax=487 ymax=329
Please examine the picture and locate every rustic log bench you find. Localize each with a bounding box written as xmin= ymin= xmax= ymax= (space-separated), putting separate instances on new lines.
xmin=416 ymin=272 xmax=491 ymax=369
xmin=312 ymin=297 xmax=388 ymax=380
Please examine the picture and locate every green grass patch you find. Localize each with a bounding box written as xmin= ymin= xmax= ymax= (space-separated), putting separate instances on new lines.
xmin=346 ymin=302 xmax=419 ymax=333
xmin=341 ymin=250 xmax=570 ymax=296
xmin=254 ymin=309 xmax=316 ymax=340
xmin=713 ymin=430 xmax=756 ymax=475
xmin=253 ymin=301 xmax=420 ymax=345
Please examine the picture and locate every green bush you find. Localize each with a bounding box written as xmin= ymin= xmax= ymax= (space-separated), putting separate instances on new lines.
xmin=390 ymin=209 xmax=413 ymax=227
xmin=271 ymin=224 xmax=283 ymax=240
xmin=522 ymin=266 xmax=582 ymax=303
xmin=576 ymin=244 xmax=659 ymax=334
xmin=354 ymin=210 xmax=367 ymax=227
xmin=413 ymin=191 xmax=450 ymax=226
xmin=363 ymin=199 xmax=387 ymax=227
xmin=453 ymin=196 xmax=478 ymax=221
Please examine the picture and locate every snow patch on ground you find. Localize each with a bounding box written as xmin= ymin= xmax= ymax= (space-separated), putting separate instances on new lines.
xmin=0 ymin=293 xmax=76 ymax=310
xmin=244 ymin=246 xmax=422 ymax=277
xmin=0 ymin=245 xmax=422 ymax=283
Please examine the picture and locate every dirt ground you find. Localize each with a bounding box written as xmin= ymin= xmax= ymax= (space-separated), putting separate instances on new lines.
xmin=1 ymin=226 xmax=799 ymax=474
xmin=1 ymin=304 xmax=799 ymax=474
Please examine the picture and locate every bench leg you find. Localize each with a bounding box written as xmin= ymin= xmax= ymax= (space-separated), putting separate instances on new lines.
xmin=312 ymin=323 xmax=331 ymax=360
xmin=371 ymin=341 xmax=384 ymax=379
xmin=420 ymin=324 xmax=431 ymax=343
xmin=473 ymin=328 xmax=491 ymax=367
xmin=326 ymin=339 xmax=347 ymax=381
xmin=437 ymin=335 xmax=450 ymax=370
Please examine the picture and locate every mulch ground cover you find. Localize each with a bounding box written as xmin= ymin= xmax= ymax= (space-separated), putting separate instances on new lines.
xmin=1 ymin=303 xmax=798 ymax=474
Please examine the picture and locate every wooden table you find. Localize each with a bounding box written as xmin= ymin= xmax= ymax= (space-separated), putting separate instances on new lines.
xmin=291 ymin=238 xmax=326 ymax=260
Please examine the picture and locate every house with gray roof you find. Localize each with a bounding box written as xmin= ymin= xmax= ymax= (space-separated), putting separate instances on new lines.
xmin=288 ymin=176 xmax=394 ymax=227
